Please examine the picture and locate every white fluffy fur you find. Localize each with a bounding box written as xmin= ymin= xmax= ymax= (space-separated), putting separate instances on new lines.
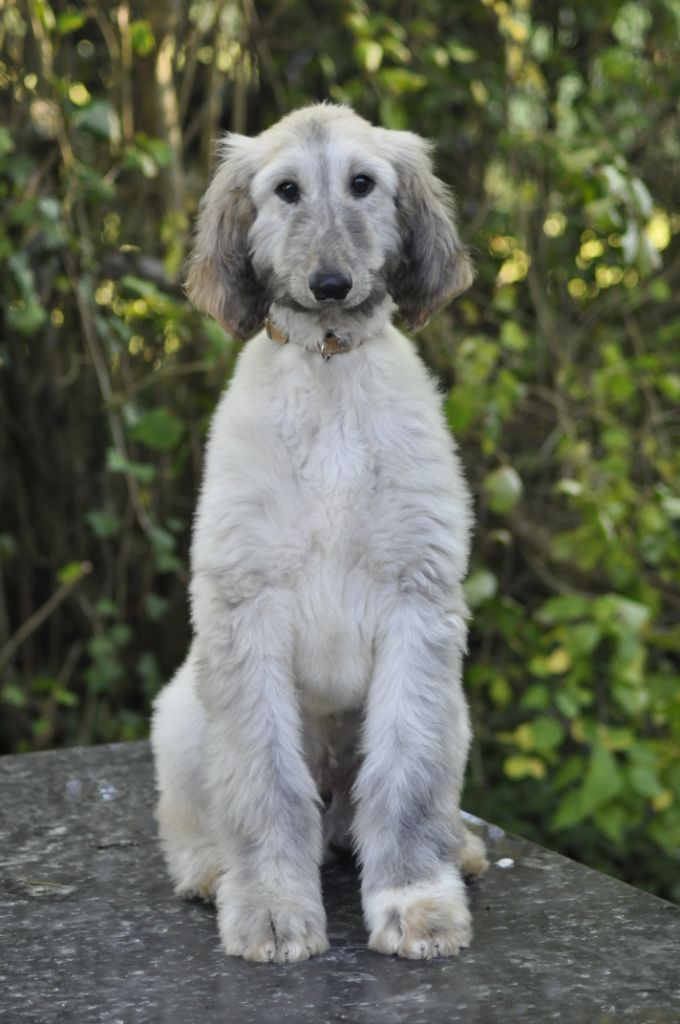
xmin=151 ymin=104 xmax=485 ymax=964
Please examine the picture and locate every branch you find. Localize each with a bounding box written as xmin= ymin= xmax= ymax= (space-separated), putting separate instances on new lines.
xmin=0 ymin=563 xmax=92 ymax=673
xmin=62 ymin=249 xmax=155 ymax=540
xmin=244 ymin=0 xmax=287 ymax=115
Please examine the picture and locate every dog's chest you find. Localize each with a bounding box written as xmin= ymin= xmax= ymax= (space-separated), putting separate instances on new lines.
xmin=277 ymin=370 xmax=379 ymax=542
xmin=273 ymin=367 xmax=383 ymax=711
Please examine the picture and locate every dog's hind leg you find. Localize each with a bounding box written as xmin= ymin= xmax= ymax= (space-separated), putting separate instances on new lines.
xmin=151 ymin=650 xmax=221 ymax=900
xmin=459 ymin=825 xmax=488 ymax=878
xmin=306 ymin=710 xmax=361 ymax=861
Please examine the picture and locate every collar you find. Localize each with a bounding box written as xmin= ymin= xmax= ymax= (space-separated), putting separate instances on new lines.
xmin=265 ymin=315 xmax=351 ymax=362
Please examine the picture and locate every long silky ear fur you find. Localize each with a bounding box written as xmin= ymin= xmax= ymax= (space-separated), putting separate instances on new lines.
xmin=383 ymin=131 xmax=473 ymax=331
xmin=184 ymin=135 xmax=269 ymax=338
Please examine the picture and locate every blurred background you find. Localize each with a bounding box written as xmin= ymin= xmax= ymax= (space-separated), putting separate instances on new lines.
xmin=1 ymin=0 xmax=679 ymax=902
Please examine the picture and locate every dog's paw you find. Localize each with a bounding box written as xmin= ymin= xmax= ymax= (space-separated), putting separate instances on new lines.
xmin=174 ymin=865 xmax=220 ymax=902
xmin=221 ymin=906 xmax=329 ymax=963
xmin=459 ymin=827 xmax=488 ymax=878
xmin=217 ymin=879 xmax=328 ymax=963
xmin=364 ymin=868 xmax=471 ymax=960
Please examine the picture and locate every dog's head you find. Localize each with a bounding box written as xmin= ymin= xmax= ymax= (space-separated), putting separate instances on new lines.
xmin=185 ymin=104 xmax=473 ymax=337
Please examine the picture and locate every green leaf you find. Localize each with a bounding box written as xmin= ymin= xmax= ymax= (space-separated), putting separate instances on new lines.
xmin=57 ymin=10 xmax=88 ymax=33
xmin=628 ymin=764 xmax=663 ymax=798
xmin=108 ymin=624 xmax=132 ymax=649
xmin=149 ymin=524 xmax=181 ymax=573
xmin=594 ymin=804 xmax=627 ymax=843
xmin=504 ymin=755 xmax=546 ymax=780
xmin=445 ymin=388 xmax=478 ymax=434
xmin=530 ymin=716 xmax=565 ymax=752
xmin=74 ymin=162 xmax=116 ymax=201
xmin=596 ymin=594 xmax=651 ymax=633
xmin=119 ymin=274 xmax=162 ymax=299
xmin=537 ymin=594 xmax=591 ymax=625
xmin=612 ymin=2 xmax=652 ymax=48
xmin=500 ymin=321 xmax=529 ymax=351
xmin=552 ymin=789 xmax=586 ymax=830
xmin=132 ymin=407 xmax=185 ymax=451
xmin=95 ymin=598 xmax=117 ymax=618
xmin=54 ymin=687 xmax=78 ymax=707
xmin=660 ymin=492 xmax=680 ymax=519
xmin=7 ymin=302 xmax=46 ymax=335
xmin=657 ymin=374 xmax=680 ymax=402
xmin=597 ymin=47 xmax=640 ymax=84
xmin=463 ymin=569 xmax=497 ymax=608
xmin=554 ymin=756 xmax=584 ymax=791
xmin=582 ymin=745 xmax=624 ymax=812
xmin=86 ymin=509 xmax=122 ymax=539
xmin=0 ymin=127 xmax=14 ymax=157
xmin=57 ymin=561 xmax=88 ymax=585
xmin=613 ymin=682 xmax=649 ymax=715
xmin=378 ymin=68 xmax=427 ymax=94
xmin=145 ymin=593 xmax=169 ymax=621
xmin=123 ymin=145 xmax=159 ymax=179
xmin=483 ymin=466 xmax=523 ymax=514
xmin=0 ymin=534 xmax=17 ymax=561
xmin=521 ymin=684 xmax=550 ymax=710
xmin=74 ymin=100 xmax=121 ymax=144
xmin=555 ymin=478 xmax=583 ymax=496
xmin=2 ymin=684 xmax=26 ymax=708
xmin=448 ymin=39 xmax=478 ymax=63
xmin=566 ymin=623 xmax=602 ymax=656
xmin=489 ymin=674 xmax=512 ymax=706
xmin=136 ymin=652 xmax=162 ymax=692
xmin=202 ymin=316 xmax=234 ymax=352
xmin=130 ymin=19 xmax=155 ymax=56
xmin=553 ymin=744 xmax=624 ymax=829
xmin=356 ymin=40 xmax=383 ymax=72
xmin=106 ymin=448 xmax=156 ymax=483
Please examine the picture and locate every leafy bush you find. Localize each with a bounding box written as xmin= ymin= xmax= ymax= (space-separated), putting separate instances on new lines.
xmin=1 ymin=0 xmax=678 ymax=902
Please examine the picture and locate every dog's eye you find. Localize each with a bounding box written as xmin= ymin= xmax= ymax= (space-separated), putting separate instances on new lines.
xmin=350 ymin=174 xmax=374 ymax=197
xmin=275 ymin=181 xmax=300 ymax=203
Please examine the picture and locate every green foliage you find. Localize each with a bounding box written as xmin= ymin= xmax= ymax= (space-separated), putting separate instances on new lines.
xmin=1 ymin=0 xmax=678 ymax=903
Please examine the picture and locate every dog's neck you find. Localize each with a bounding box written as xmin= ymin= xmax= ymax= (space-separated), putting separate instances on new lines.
xmin=265 ymin=298 xmax=395 ymax=360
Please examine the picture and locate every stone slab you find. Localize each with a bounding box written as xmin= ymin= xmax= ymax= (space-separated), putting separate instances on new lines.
xmin=1 ymin=742 xmax=679 ymax=1023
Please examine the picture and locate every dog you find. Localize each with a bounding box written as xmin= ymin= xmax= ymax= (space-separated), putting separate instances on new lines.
xmin=151 ymin=102 xmax=487 ymax=964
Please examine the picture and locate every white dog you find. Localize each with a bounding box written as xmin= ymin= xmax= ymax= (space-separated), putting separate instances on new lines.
xmin=151 ymin=103 xmax=487 ymax=964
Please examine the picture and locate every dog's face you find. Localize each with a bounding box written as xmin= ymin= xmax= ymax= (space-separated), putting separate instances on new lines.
xmin=248 ymin=123 xmax=401 ymax=317
xmin=186 ymin=104 xmax=472 ymax=338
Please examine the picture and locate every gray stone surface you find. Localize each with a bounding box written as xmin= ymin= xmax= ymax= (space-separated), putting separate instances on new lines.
xmin=1 ymin=741 xmax=679 ymax=1024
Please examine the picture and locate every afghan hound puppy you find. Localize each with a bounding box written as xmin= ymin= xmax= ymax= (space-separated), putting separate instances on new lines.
xmin=151 ymin=103 xmax=487 ymax=964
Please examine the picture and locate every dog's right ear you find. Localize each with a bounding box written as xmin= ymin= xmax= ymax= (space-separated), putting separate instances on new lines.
xmin=185 ymin=135 xmax=268 ymax=339
xmin=379 ymin=130 xmax=473 ymax=331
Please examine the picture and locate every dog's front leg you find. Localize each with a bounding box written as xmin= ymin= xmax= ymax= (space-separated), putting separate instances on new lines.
xmin=194 ymin=582 xmax=328 ymax=963
xmin=354 ymin=589 xmax=473 ymax=959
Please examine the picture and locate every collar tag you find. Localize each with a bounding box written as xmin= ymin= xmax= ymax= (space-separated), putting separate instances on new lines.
xmin=319 ymin=331 xmax=350 ymax=361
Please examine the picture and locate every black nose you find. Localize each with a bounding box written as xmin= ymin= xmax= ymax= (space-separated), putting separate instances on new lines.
xmin=309 ymin=271 xmax=352 ymax=301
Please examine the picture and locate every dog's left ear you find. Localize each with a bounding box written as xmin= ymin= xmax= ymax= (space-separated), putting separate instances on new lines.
xmin=185 ymin=134 xmax=268 ymax=338
xmin=381 ymin=130 xmax=473 ymax=331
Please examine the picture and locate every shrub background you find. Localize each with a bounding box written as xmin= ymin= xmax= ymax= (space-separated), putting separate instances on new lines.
xmin=1 ymin=0 xmax=679 ymax=902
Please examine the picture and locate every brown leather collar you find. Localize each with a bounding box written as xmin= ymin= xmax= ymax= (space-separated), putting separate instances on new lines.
xmin=265 ymin=316 xmax=351 ymax=362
